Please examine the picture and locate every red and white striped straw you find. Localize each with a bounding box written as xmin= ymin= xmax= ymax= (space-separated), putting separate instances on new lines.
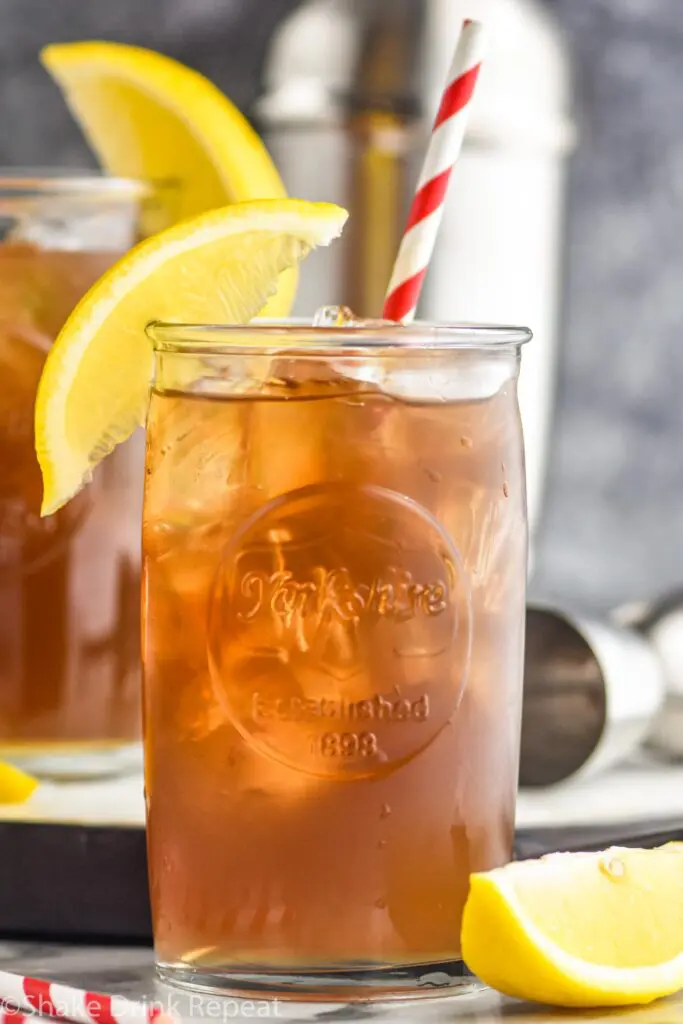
xmin=0 ymin=969 xmax=174 ymax=1024
xmin=383 ymin=18 xmax=486 ymax=323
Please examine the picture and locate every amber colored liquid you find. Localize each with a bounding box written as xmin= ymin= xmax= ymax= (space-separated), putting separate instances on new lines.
xmin=0 ymin=244 xmax=141 ymax=749
xmin=143 ymin=366 xmax=527 ymax=974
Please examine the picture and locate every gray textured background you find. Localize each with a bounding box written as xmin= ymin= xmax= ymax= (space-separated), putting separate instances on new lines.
xmin=536 ymin=0 xmax=683 ymax=614
xmin=2 ymin=0 xmax=682 ymax=614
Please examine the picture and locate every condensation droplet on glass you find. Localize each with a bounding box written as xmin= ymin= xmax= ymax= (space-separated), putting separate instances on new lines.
xmin=503 ymin=481 xmax=509 ymax=498
xmin=460 ymin=435 xmax=473 ymax=448
xmin=312 ymin=305 xmax=357 ymax=327
xmin=380 ymin=803 xmax=392 ymax=818
xmin=600 ymin=855 xmax=625 ymax=880
xmin=375 ymin=897 xmax=387 ymax=910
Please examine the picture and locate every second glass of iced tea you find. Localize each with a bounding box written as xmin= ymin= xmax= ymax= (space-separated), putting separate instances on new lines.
xmin=143 ymin=321 xmax=529 ymax=999
xmin=0 ymin=172 xmax=147 ymax=777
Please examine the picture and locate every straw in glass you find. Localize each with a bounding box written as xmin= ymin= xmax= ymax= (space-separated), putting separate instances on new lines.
xmin=383 ymin=19 xmax=486 ymax=323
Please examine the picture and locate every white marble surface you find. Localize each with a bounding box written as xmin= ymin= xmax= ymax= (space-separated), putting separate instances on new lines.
xmin=0 ymin=941 xmax=682 ymax=1023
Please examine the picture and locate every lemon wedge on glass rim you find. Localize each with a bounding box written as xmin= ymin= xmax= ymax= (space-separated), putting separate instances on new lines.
xmin=40 ymin=40 xmax=297 ymax=316
xmin=461 ymin=844 xmax=683 ymax=1007
xmin=34 ymin=199 xmax=348 ymax=517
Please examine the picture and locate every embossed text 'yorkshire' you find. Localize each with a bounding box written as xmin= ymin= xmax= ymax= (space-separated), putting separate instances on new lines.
xmin=237 ymin=566 xmax=449 ymax=633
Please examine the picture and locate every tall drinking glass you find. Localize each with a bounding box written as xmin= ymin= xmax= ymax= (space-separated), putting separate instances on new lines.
xmin=142 ymin=321 xmax=530 ymax=999
xmin=0 ymin=172 xmax=148 ymax=778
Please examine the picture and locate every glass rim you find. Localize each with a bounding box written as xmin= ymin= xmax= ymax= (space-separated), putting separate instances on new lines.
xmin=0 ymin=168 xmax=160 ymax=201
xmin=147 ymin=319 xmax=532 ymax=356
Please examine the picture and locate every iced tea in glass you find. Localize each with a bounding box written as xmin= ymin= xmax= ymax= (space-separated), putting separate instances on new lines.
xmin=143 ymin=321 xmax=529 ymax=998
xmin=0 ymin=173 xmax=147 ymax=777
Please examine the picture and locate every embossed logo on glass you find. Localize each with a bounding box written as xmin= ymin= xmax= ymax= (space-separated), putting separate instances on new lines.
xmin=208 ymin=483 xmax=471 ymax=779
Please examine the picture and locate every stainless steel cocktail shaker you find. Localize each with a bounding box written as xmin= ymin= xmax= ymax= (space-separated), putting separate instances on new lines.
xmin=255 ymin=0 xmax=576 ymax=542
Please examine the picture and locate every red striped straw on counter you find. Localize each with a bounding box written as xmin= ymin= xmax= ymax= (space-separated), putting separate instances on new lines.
xmin=0 ymin=969 xmax=174 ymax=1024
xmin=383 ymin=18 xmax=486 ymax=323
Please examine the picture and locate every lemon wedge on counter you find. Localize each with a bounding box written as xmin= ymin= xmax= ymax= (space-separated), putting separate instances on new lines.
xmin=461 ymin=844 xmax=683 ymax=1007
xmin=34 ymin=198 xmax=348 ymax=516
xmin=0 ymin=761 xmax=38 ymax=804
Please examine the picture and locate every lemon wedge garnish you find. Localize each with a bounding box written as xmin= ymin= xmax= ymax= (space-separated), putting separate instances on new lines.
xmin=40 ymin=41 xmax=296 ymax=316
xmin=34 ymin=199 xmax=348 ymax=516
xmin=461 ymin=844 xmax=683 ymax=1007
xmin=0 ymin=761 xmax=38 ymax=804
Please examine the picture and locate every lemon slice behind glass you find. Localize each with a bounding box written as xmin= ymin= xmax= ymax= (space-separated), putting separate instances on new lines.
xmin=40 ymin=41 xmax=296 ymax=316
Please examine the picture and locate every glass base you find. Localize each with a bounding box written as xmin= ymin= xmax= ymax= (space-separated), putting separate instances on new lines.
xmin=0 ymin=741 xmax=143 ymax=780
xmin=156 ymin=959 xmax=479 ymax=1002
